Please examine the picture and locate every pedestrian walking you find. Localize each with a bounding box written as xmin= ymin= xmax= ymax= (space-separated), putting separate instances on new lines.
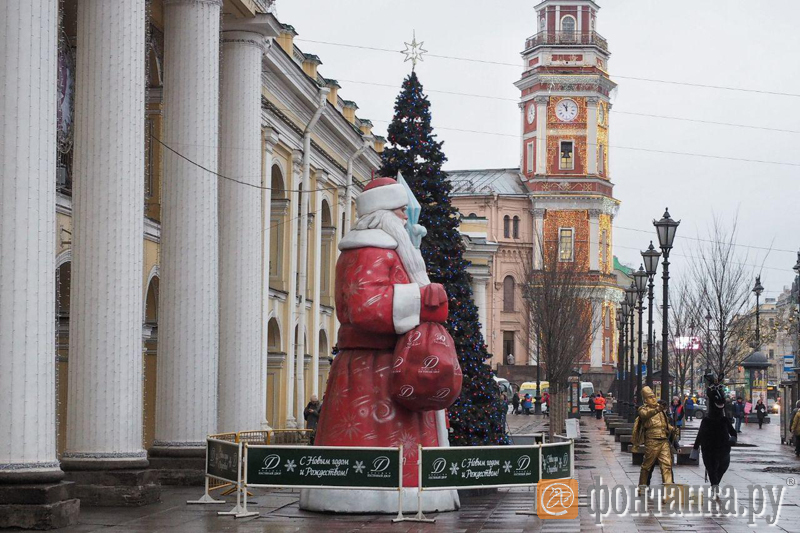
xmin=733 ymin=397 xmax=745 ymax=433
xmin=588 ymin=393 xmax=596 ymax=417
xmin=593 ymin=393 xmax=606 ymax=419
xmin=511 ymin=392 xmax=520 ymax=415
xmin=754 ymin=398 xmax=767 ymax=429
xmin=670 ymin=396 xmax=684 ymax=429
xmin=522 ymin=394 xmax=532 ymax=415
xmin=304 ymin=395 xmax=321 ymax=444
xmin=541 ymin=391 xmax=550 ymax=417
xmin=684 ymin=396 xmax=695 ymax=422
xmin=791 ymin=400 xmax=800 ymax=457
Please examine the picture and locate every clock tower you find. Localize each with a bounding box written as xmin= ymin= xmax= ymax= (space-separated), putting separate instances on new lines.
xmin=515 ymin=0 xmax=621 ymax=384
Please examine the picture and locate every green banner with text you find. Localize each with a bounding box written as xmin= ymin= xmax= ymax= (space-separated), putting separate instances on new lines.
xmin=541 ymin=443 xmax=572 ymax=480
xmin=206 ymin=439 xmax=240 ymax=483
xmin=420 ymin=446 xmax=540 ymax=489
xmin=245 ymin=446 xmax=400 ymax=489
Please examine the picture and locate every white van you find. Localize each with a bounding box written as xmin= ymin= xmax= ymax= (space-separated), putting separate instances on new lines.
xmin=493 ymin=376 xmax=513 ymax=399
xmin=579 ymin=381 xmax=595 ymax=413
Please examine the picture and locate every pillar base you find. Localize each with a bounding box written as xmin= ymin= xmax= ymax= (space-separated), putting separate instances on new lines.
xmin=0 ymin=482 xmax=79 ymax=530
xmin=61 ymin=468 xmax=160 ymax=507
xmin=147 ymin=446 xmax=205 ymax=486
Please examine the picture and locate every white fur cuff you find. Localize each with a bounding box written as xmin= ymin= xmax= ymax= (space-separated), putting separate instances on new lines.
xmin=393 ymin=283 xmax=421 ymax=334
xmin=356 ymin=183 xmax=407 ymax=217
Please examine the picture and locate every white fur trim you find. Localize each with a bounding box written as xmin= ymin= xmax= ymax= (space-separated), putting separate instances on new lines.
xmin=392 ymin=283 xmax=421 ymax=334
xmin=338 ymin=229 xmax=397 ymax=251
xmin=355 ymin=183 xmax=407 ymax=216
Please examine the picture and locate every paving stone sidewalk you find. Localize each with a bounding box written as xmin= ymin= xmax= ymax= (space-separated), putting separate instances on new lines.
xmin=57 ymin=412 xmax=799 ymax=532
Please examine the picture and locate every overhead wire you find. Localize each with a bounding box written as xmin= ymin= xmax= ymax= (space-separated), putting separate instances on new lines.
xmin=296 ymin=38 xmax=800 ymax=98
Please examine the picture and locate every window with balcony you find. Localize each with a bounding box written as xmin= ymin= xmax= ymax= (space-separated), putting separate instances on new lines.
xmin=560 ymin=140 xmax=574 ymax=170
xmin=559 ymin=228 xmax=574 ymax=262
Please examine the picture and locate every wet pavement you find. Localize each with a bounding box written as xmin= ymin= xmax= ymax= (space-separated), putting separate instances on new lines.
xmin=58 ymin=411 xmax=800 ymax=532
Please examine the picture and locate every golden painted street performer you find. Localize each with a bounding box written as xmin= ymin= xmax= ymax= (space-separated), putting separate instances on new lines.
xmin=633 ymin=386 xmax=676 ymax=487
xmin=300 ymin=176 xmax=461 ymax=513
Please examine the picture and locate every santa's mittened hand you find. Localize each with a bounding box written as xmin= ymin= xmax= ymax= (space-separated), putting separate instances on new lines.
xmin=420 ymin=284 xmax=449 ymax=323
xmin=422 ymin=283 xmax=447 ymax=306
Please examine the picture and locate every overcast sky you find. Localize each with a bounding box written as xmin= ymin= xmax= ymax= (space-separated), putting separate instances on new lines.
xmin=278 ymin=0 xmax=800 ymax=298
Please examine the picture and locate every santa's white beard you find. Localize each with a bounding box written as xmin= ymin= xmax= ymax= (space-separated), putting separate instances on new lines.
xmin=355 ymin=210 xmax=431 ymax=287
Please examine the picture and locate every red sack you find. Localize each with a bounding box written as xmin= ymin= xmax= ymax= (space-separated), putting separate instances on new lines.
xmin=391 ymin=322 xmax=462 ymax=411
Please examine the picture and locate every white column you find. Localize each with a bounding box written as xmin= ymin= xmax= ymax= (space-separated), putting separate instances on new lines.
xmin=260 ymin=128 xmax=279 ymax=429
xmin=217 ymin=27 xmax=266 ymax=433
xmin=534 ymin=96 xmax=548 ymax=175
xmin=588 ymin=209 xmax=600 ymax=271
xmin=0 ymin=0 xmax=61 ymax=480
xmin=155 ymin=0 xmax=221 ymax=449
xmin=586 ymin=97 xmax=598 ymax=175
xmin=285 ymin=151 xmax=303 ymax=429
xmin=532 ymin=208 xmax=545 ymax=269
xmin=64 ymin=0 xmax=146 ymax=467
xmin=471 ymin=276 xmax=489 ymax=342
xmin=591 ymin=300 xmax=603 ymax=368
xmin=311 ymin=173 xmax=325 ymax=397
xmin=577 ymin=6 xmax=582 ymax=33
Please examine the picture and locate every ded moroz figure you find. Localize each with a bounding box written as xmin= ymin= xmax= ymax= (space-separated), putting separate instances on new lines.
xmin=300 ymin=175 xmax=461 ymax=513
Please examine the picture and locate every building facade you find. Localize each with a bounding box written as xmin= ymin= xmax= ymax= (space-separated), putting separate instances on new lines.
xmin=449 ymin=0 xmax=622 ymax=391
xmin=2 ymin=0 xmax=382 ymax=505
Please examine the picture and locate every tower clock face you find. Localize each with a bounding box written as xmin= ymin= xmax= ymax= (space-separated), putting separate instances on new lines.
xmin=556 ymin=99 xmax=578 ymax=122
xmin=527 ymin=103 xmax=536 ymax=124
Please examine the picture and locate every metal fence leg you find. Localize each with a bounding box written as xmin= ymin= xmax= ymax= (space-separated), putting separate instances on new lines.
xmin=187 ymin=477 xmax=226 ymax=505
xmin=516 ymin=484 xmax=538 ymax=515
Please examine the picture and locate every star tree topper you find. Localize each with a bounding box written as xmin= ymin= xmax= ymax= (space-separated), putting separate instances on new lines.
xmin=402 ymin=30 xmax=427 ymax=71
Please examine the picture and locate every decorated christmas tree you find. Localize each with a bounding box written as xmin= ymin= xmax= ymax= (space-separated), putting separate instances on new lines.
xmin=380 ymin=71 xmax=508 ymax=446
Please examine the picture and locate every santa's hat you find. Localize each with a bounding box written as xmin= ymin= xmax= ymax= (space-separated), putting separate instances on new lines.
xmin=355 ymin=177 xmax=407 ymax=217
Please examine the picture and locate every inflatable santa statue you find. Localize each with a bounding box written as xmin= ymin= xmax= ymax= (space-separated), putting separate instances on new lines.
xmin=299 ymin=176 xmax=461 ymax=513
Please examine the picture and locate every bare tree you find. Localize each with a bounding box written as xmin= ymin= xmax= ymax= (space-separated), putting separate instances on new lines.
xmin=688 ymin=215 xmax=754 ymax=379
xmin=520 ymin=243 xmax=599 ymax=439
xmin=666 ymin=283 xmax=695 ymax=398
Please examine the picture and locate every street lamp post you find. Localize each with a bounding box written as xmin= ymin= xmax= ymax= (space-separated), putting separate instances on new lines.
xmin=615 ymin=307 xmax=625 ymax=415
xmin=535 ymin=324 xmax=541 ymax=415
xmin=689 ymin=320 xmax=696 ymax=398
xmin=620 ymin=302 xmax=629 ymax=418
xmin=752 ymin=275 xmax=764 ymax=348
xmin=642 ymin=242 xmax=661 ymax=389
xmin=793 ymin=253 xmax=800 ymax=372
xmin=633 ymin=266 xmax=647 ymax=406
xmin=654 ymin=208 xmax=680 ymax=403
xmin=626 ymin=283 xmax=638 ymax=422
xmin=705 ymin=311 xmax=712 ymax=375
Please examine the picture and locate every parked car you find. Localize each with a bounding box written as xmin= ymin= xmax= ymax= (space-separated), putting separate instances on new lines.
xmin=693 ymin=398 xmax=707 ymax=420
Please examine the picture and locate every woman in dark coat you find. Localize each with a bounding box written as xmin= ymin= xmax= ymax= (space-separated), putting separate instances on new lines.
xmin=691 ymin=374 xmax=737 ymax=498
xmin=754 ymin=398 xmax=767 ymax=429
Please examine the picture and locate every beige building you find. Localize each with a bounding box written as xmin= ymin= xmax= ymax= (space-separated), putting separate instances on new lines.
xmin=3 ymin=4 xmax=383 ymax=519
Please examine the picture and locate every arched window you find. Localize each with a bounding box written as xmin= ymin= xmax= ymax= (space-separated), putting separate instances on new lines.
xmin=320 ymin=200 xmax=334 ymax=298
xmin=503 ymin=215 xmax=511 ymax=238
xmin=512 ymin=216 xmax=520 ymax=239
xmin=561 ymin=15 xmax=576 ymax=36
xmin=503 ymin=276 xmax=515 ymax=312
xmin=270 ymin=164 xmax=287 ymax=280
